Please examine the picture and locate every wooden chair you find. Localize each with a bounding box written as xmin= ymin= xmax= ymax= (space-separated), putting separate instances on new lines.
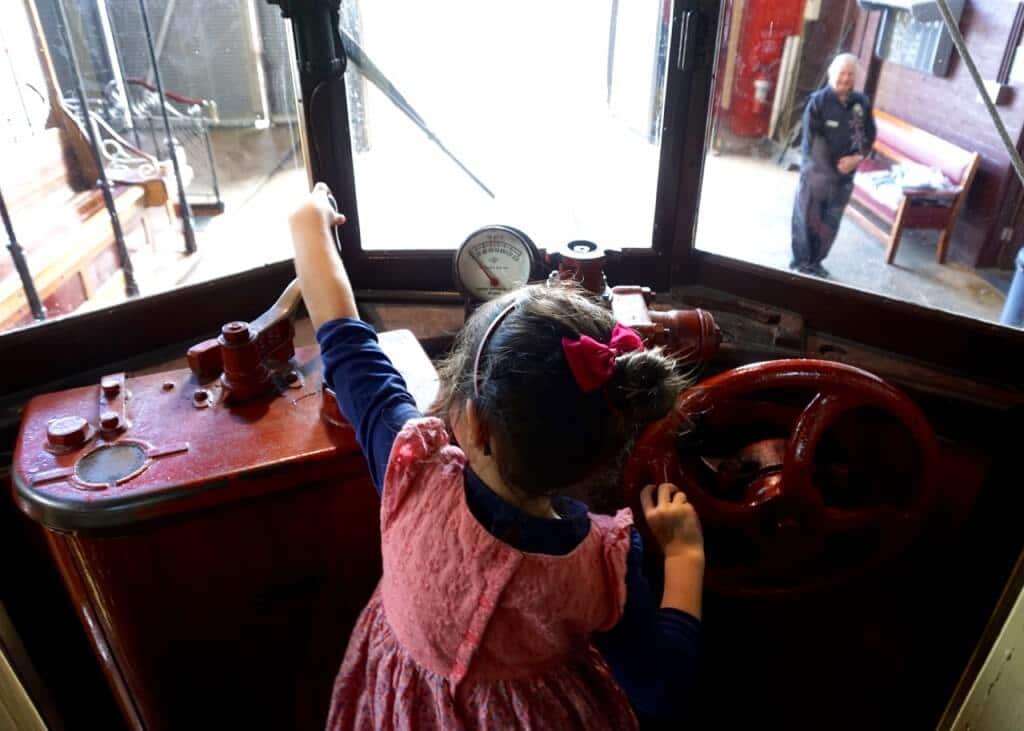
xmin=847 ymin=110 xmax=980 ymax=265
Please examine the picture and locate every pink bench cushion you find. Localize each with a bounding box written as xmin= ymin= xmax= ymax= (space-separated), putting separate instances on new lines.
xmin=850 ymin=113 xmax=974 ymax=227
xmin=874 ymin=114 xmax=974 ymax=185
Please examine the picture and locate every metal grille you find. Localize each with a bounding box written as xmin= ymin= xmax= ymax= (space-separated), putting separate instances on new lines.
xmin=36 ymin=0 xmax=115 ymax=98
xmin=4 ymin=0 xmax=300 ymax=328
xmin=108 ymin=0 xmax=266 ymax=126
xmin=123 ymin=82 xmax=222 ymax=207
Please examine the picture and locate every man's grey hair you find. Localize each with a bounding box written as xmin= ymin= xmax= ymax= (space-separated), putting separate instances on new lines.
xmin=828 ymin=53 xmax=859 ymax=84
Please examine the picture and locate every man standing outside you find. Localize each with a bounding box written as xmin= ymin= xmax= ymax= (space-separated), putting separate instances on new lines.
xmin=791 ymin=53 xmax=876 ymax=278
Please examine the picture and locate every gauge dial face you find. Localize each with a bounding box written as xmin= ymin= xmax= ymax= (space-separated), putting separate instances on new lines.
xmin=454 ymin=227 xmax=537 ymax=301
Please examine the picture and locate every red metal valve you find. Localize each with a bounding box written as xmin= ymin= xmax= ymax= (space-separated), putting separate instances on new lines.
xmin=610 ymin=285 xmax=721 ymax=362
xmin=545 ymin=241 xmax=722 ymax=364
xmin=219 ymin=321 xmax=273 ymax=402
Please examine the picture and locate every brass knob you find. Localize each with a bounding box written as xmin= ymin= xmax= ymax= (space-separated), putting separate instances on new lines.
xmin=47 ymin=416 xmax=90 ymax=450
xmin=101 ymin=376 xmax=121 ymax=399
xmin=100 ymin=411 xmax=121 ymax=431
xmin=221 ymin=321 xmax=252 ymax=345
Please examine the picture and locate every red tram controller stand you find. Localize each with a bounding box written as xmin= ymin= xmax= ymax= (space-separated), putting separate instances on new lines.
xmin=12 ymin=284 xmax=439 ymax=730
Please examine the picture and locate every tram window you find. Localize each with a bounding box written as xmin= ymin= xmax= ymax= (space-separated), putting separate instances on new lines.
xmin=3 ymin=0 xmax=1023 ymax=391
xmin=0 ymin=0 xmax=688 ymax=346
xmin=340 ymin=0 xmax=670 ymax=252
xmin=691 ymin=0 xmax=1023 ymax=330
xmin=0 ymin=0 xmax=307 ymax=339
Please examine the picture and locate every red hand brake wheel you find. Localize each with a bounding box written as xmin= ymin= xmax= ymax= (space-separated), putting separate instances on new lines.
xmin=624 ymin=359 xmax=939 ymax=595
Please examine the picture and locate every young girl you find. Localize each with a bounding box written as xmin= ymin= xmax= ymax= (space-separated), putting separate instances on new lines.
xmin=291 ymin=184 xmax=705 ymax=730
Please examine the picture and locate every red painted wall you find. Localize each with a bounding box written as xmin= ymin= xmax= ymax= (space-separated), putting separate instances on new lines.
xmin=724 ymin=0 xmax=807 ymax=137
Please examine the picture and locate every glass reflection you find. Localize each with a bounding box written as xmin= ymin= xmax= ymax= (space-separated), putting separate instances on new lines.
xmin=0 ymin=0 xmax=306 ymax=336
xmin=696 ymin=0 xmax=1019 ymax=327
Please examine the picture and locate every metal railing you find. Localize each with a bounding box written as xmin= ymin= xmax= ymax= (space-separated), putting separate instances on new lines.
xmin=2 ymin=0 xmax=224 ymax=325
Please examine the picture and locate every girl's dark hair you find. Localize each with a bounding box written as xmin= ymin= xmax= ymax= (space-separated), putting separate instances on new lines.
xmin=430 ymin=284 xmax=690 ymax=499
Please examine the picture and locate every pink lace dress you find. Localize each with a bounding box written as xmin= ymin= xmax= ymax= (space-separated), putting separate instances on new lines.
xmin=326 ymin=417 xmax=639 ymax=730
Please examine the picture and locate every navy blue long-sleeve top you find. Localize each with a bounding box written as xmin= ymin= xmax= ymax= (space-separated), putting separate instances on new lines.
xmin=801 ymin=86 xmax=877 ymax=178
xmin=318 ymin=318 xmax=700 ymax=720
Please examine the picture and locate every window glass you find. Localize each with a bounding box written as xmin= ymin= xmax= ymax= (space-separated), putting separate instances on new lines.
xmin=0 ymin=0 xmax=306 ymax=336
xmin=343 ymin=0 xmax=672 ymax=252
xmin=694 ymin=0 xmax=1022 ymax=328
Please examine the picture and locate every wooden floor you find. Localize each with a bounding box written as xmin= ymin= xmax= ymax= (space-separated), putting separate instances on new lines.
xmin=85 ymin=124 xmax=308 ymax=305
xmin=696 ymin=150 xmax=1008 ymax=325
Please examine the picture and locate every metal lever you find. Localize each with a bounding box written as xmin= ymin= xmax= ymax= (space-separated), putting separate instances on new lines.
xmin=186 ymin=279 xmax=303 ymax=385
xmin=249 ymin=278 xmax=304 ymax=336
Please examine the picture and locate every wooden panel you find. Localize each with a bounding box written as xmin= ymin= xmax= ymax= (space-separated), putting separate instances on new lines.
xmin=0 ymin=186 xmax=145 ymax=328
xmin=0 ymin=129 xmax=68 ymax=212
xmin=797 ymin=0 xmax=859 ymax=100
xmin=51 ymin=465 xmax=382 ymax=730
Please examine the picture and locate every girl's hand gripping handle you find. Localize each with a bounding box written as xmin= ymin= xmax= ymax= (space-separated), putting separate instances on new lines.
xmin=290 ymin=182 xmax=357 ymax=329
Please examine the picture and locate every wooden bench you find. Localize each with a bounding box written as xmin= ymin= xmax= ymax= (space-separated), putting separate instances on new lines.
xmin=0 ymin=122 xmax=150 ymax=330
xmin=847 ymin=110 xmax=980 ymax=265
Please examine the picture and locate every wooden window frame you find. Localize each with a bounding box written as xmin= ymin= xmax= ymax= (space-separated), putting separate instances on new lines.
xmin=2 ymin=0 xmax=1023 ymax=397
xmin=301 ymin=2 xmax=699 ymax=294
xmin=669 ymin=0 xmax=1024 ymax=388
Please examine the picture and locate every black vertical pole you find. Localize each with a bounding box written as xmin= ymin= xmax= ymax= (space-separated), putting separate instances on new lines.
xmin=0 ymin=185 xmax=47 ymax=322
xmin=137 ymin=0 xmax=198 ymax=254
xmin=53 ymin=0 xmax=139 ymax=296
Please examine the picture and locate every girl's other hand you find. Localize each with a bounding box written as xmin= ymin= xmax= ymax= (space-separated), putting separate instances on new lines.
xmin=289 ymin=182 xmax=346 ymax=239
xmin=640 ymin=482 xmax=704 ymax=560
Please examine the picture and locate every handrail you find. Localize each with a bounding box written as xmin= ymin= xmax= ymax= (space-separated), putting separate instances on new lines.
xmin=0 ymin=184 xmax=46 ymax=322
xmin=126 ymin=77 xmax=206 ymax=108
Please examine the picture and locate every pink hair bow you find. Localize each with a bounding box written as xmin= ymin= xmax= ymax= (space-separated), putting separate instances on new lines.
xmin=561 ymin=323 xmax=645 ymax=393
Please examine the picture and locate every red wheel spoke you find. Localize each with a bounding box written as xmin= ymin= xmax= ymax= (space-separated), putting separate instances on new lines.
xmin=782 ymin=392 xmax=837 ymax=507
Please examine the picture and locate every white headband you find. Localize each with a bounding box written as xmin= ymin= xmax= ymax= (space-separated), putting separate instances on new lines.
xmin=471 ymin=300 xmax=520 ymax=398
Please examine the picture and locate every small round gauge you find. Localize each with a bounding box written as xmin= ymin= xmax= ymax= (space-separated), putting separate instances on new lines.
xmin=453 ymin=226 xmax=539 ymax=302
